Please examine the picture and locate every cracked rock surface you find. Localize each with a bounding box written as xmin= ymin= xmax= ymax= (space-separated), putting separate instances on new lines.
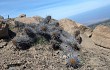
xmin=91 ymin=25 xmax=110 ymax=49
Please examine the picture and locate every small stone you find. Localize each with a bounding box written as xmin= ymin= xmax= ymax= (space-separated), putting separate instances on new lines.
xmin=63 ymin=55 xmax=67 ymax=59
xmin=0 ymin=42 xmax=7 ymax=48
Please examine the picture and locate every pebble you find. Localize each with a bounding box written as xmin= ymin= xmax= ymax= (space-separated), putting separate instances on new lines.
xmin=0 ymin=42 xmax=7 ymax=48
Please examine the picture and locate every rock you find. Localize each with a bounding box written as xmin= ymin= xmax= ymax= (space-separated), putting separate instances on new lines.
xmin=19 ymin=14 xmax=26 ymax=18
xmin=59 ymin=19 xmax=82 ymax=44
xmin=84 ymin=29 xmax=92 ymax=38
xmin=0 ymin=42 xmax=7 ymax=48
xmin=15 ymin=17 xmax=43 ymax=25
xmin=59 ymin=19 xmax=79 ymax=35
xmin=91 ymin=25 xmax=110 ymax=49
xmin=33 ymin=16 xmax=44 ymax=23
xmin=78 ymin=25 xmax=92 ymax=37
xmin=0 ymin=20 xmax=9 ymax=39
xmin=43 ymin=16 xmax=51 ymax=24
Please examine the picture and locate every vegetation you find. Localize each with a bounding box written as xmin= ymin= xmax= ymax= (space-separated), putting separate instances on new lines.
xmin=11 ymin=16 xmax=82 ymax=68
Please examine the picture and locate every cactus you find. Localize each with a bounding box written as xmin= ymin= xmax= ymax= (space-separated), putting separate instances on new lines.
xmin=12 ymin=35 xmax=33 ymax=50
xmin=26 ymin=23 xmax=37 ymax=29
xmin=40 ymin=25 xmax=47 ymax=31
xmin=0 ymin=20 xmax=10 ymax=39
xmin=14 ymin=21 xmax=26 ymax=32
xmin=12 ymin=16 xmax=82 ymax=68
xmin=24 ymin=26 xmax=36 ymax=38
xmin=43 ymin=16 xmax=51 ymax=24
xmin=65 ymin=52 xmax=81 ymax=68
xmin=13 ymin=16 xmax=81 ymax=51
xmin=50 ymin=21 xmax=59 ymax=27
xmin=73 ymin=29 xmax=82 ymax=44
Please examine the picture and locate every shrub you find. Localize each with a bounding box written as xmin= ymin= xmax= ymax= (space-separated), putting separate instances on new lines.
xmin=12 ymin=16 xmax=82 ymax=68
xmin=35 ymin=35 xmax=49 ymax=45
xmin=24 ymin=26 xmax=36 ymax=38
xmin=14 ymin=21 xmax=26 ymax=32
xmin=12 ymin=35 xmax=33 ymax=50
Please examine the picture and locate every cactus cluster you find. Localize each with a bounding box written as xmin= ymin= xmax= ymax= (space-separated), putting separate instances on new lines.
xmin=12 ymin=16 xmax=82 ymax=68
xmin=14 ymin=21 xmax=26 ymax=32
xmin=0 ymin=19 xmax=14 ymax=39
xmin=66 ymin=52 xmax=81 ymax=68
xmin=12 ymin=35 xmax=33 ymax=50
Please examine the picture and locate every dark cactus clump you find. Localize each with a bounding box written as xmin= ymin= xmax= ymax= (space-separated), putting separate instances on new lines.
xmin=0 ymin=19 xmax=16 ymax=40
xmin=14 ymin=21 xmax=26 ymax=32
xmin=24 ymin=26 xmax=36 ymax=39
xmin=12 ymin=16 xmax=82 ymax=68
xmin=12 ymin=35 xmax=33 ymax=50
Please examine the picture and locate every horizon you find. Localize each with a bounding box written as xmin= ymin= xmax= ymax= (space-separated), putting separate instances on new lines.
xmin=0 ymin=0 xmax=110 ymax=25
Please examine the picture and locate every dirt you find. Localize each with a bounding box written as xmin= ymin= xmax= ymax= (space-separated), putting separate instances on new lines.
xmin=80 ymin=34 xmax=110 ymax=70
xmin=0 ymin=17 xmax=110 ymax=70
xmin=0 ymin=33 xmax=110 ymax=70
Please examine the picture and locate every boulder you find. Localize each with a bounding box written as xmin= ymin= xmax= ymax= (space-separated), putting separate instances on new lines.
xmin=58 ymin=18 xmax=92 ymax=37
xmin=15 ymin=17 xmax=43 ymax=24
xmin=19 ymin=14 xmax=26 ymax=18
xmin=91 ymin=25 xmax=110 ymax=49
xmin=59 ymin=19 xmax=82 ymax=44
xmin=59 ymin=19 xmax=79 ymax=35
xmin=33 ymin=16 xmax=44 ymax=23
xmin=0 ymin=20 xmax=9 ymax=39
xmin=78 ymin=25 xmax=92 ymax=37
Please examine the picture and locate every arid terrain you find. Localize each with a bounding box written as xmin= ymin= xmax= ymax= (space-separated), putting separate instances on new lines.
xmin=0 ymin=14 xmax=110 ymax=70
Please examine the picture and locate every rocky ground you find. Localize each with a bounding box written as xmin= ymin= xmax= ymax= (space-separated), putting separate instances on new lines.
xmin=0 ymin=15 xmax=110 ymax=70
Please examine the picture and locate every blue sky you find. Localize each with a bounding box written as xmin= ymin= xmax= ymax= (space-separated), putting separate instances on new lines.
xmin=0 ymin=0 xmax=110 ymax=25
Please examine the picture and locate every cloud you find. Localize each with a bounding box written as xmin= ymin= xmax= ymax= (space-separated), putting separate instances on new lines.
xmin=0 ymin=0 xmax=63 ymax=17
xmin=0 ymin=0 xmax=110 ymax=19
xmin=30 ymin=0 xmax=110 ymax=19
xmin=27 ymin=0 xmax=110 ymax=19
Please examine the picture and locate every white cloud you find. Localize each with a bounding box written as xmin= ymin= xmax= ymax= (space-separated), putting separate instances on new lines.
xmin=28 ymin=0 xmax=110 ymax=19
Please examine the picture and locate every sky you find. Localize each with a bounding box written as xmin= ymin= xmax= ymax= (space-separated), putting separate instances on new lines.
xmin=0 ymin=0 xmax=110 ymax=25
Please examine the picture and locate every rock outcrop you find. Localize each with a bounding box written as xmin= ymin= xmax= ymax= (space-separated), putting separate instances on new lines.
xmin=19 ymin=14 xmax=26 ymax=18
xmin=59 ymin=19 xmax=82 ymax=44
xmin=15 ymin=17 xmax=43 ymax=25
xmin=59 ymin=19 xmax=79 ymax=35
xmin=0 ymin=20 xmax=9 ymax=39
xmin=78 ymin=25 xmax=93 ymax=37
xmin=91 ymin=25 xmax=110 ymax=49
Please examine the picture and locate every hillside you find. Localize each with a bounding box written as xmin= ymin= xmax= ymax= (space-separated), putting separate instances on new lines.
xmin=0 ymin=15 xmax=110 ymax=70
xmin=88 ymin=19 xmax=110 ymax=29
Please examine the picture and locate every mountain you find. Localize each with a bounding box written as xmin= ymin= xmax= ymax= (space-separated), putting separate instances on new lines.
xmin=69 ymin=5 xmax=110 ymax=25
xmin=88 ymin=19 xmax=110 ymax=29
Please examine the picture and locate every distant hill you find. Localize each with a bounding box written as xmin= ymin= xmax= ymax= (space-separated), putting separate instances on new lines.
xmin=88 ymin=19 xmax=110 ymax=29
